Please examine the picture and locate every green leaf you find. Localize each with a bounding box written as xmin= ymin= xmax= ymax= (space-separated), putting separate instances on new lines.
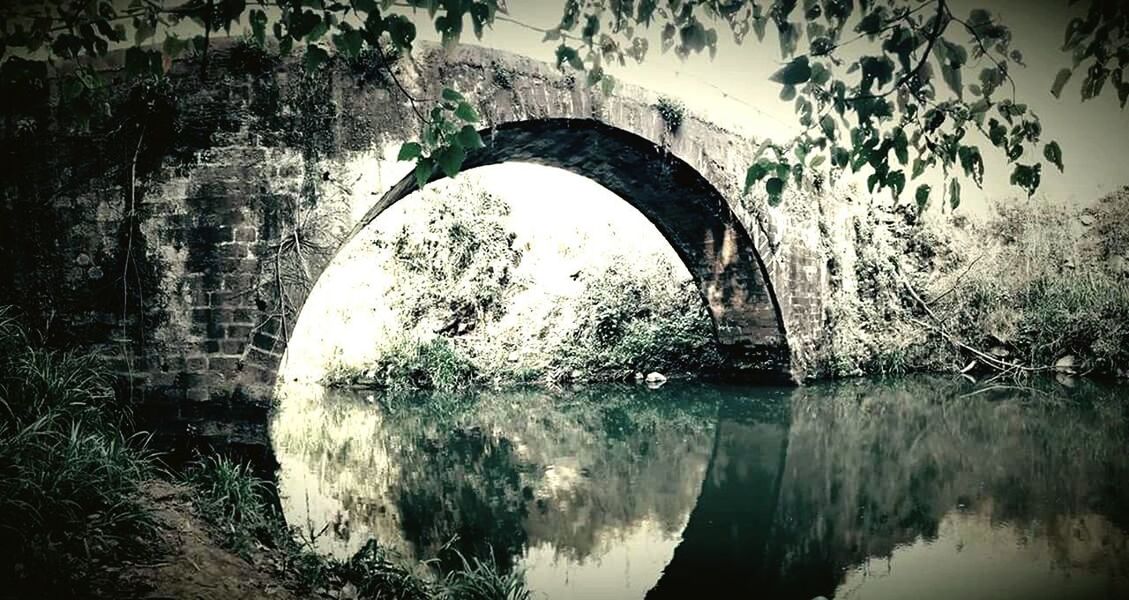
xmin=554 ymin=44 xmax=584 ymax=71
xmin=385 ymin=15 xmax=416 ymax=50
xmin=887 ymin=170 xmax=906 ymax=199
xmin=857 ymin=10 xmax=883 ymax=36
xmin=765 ymin=177 xmax=785 ymax=206
xmin=949 ymin=178 xmax=962 ymax=210
xmin=414 ymin=157 xmax=435 ymax=188
xmin=744 ymin=159 xmax=773 ymax=192
xmin=943 ymin=40 xmax=968 ymax=66
xmin=454 ymin=102 xmax=479 ymax=123
xmin=915 ymin=184 xmax=931 ymax=213
xmin=987 ymin=119 xmax=1008 ymax=147
xmin=831 ymin=146 xmax=850 ymax=168
xmin=249 ymin=9 xmax=268 ymax=47
xmin=456 ymin=125 xmax=484 ymax=149
xmin=893 ymin=127 xmax=908 ymax=165
xmin=442 ymin=88 xmax=464 ymax=102
xmin=332 ymin=29 xmax=363 ymax=58
xmin=820 ymin=114 xmax=837 ymax=141
xmin=304 ymin=44 xmax=329 ymax=72
xmin=769 ymin=55 xmax=811 ymax=85
xmin=1010 ymin=163 xmax=1042 ymax=197
xmin=941 ymin=62 xmax=963 ymax=99
xmin=859 ymin=55 xmax=895 ymax=92
xmin=435 ymin=144 xmax=467 ymax=178
xmin=397 ymin=141 xmax=422 ymax=161
xmin=957 ymin=145 xmax=985 ymax=186
xmin=1043 ymin=141 xmax=1063 ymax=172
xmin=911 ymin=158 xmax=927 ymax=179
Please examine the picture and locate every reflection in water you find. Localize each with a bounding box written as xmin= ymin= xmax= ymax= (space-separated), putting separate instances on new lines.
xmin=271 ymin=377 xmax=1129 ymax=599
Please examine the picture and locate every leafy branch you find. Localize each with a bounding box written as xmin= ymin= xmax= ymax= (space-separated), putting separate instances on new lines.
xmin=1 ymin=0 xmax=1125 ymax=209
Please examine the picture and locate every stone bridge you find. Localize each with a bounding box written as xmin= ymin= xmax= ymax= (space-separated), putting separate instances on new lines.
xmin=0 ymin=41 xmax=826 ymax=454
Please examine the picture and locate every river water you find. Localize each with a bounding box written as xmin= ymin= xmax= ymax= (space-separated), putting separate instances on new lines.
xmin=270 ymin=376 xmax=1129 ymax=600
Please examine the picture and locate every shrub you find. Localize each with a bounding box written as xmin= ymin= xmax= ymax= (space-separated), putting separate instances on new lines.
xmin=325 ymin=336 xmax=479 ymax=391
xmin=548 ymin=258 xmax=723 ymax=381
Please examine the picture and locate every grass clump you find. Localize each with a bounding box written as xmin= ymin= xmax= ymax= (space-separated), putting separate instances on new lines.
xmin=0 ymin=307 xmax=155 ymax=597
xmin=653 ymin=96 xmax=686 ymax=133
xmin=324 ymin=336 xmax=480 ymax=391
xmin=183 ymin=454 xmax=278 ymax=556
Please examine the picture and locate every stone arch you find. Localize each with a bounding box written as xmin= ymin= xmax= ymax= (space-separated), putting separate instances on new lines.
xmin=332 ymin=118 xmax=789 ymax=367
xmin=0 ymin=41 xmax=827 ymax=457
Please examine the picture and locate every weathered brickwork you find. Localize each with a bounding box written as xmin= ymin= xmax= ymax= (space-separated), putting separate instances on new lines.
xmin=0 ymin=40 xmax=827 ymax=455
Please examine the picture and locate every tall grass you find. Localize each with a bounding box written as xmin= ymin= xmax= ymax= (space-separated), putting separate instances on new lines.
xmin=183 ymin=454 xmax=278 ymax=556
xmin=0 ymin=307 xmax=155 ymax=597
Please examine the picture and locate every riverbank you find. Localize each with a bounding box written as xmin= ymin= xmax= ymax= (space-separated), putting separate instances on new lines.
xmin=0 ymin=308 xmax=529 ymax=600
xmin=804 ymin=186 xmax=1129 ymax=380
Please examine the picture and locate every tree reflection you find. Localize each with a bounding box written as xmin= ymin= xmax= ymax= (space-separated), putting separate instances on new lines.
xmin=650 ymin=376 xmax=1129 ymax=600
xmin=272 ymin=376 xmax=1129 ymax=599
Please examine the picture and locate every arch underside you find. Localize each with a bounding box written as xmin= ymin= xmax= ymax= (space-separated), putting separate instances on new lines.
xmin=351 ymin=118 xmax=789 ymax=372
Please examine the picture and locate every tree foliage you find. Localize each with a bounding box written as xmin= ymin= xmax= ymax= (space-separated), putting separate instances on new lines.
xmin=0 ymin=0 xmax=1125 ymax=207
xmin=374 ymin=183 xmax=523 ymax=337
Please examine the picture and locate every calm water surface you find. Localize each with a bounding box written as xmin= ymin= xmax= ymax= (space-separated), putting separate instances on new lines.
xmin=270 ymin=377 xmax=1129 ymax=599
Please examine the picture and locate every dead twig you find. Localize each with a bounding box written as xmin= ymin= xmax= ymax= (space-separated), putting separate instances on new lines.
xmin=927 ymin=253 xmax=984 ymax=306
xmin=895 ymin=262 xmax=1052 ymax=375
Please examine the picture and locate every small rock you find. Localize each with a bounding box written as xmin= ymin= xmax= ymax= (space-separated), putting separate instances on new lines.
xmin=1062 ymin=258 xmax=1076 ymax=270
xmin=1054 ymin=355 xmax=1078 ymax=374
xmin=87 ymin=265 xmax=104 ymax=280
xmin=570 ymin=369 xmax=582 ymax=381
xmin=75 ymin=252 xmax=91 ymax=266
xmin=633 ymin=372 xmax=644 ymax=381
xmin=1080 ymin=213 xmax=1096 ymax=226
xmin=507 ymin=351 xmax=520 ymax=362
xmin=645 ymin=372 xmax=667 ymax=384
